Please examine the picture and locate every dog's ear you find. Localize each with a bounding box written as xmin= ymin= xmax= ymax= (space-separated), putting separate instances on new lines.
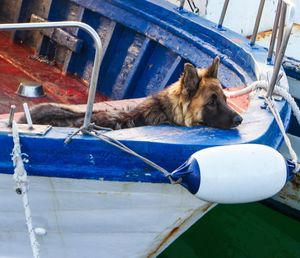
xmin=206 ymin=56 xmax=220 ymax=78
xmin=182 ymin=63 xmax=200 ymax=97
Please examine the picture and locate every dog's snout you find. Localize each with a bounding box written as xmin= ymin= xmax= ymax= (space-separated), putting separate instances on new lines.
xmin=233 ymin=114 xmax=243 ymax=126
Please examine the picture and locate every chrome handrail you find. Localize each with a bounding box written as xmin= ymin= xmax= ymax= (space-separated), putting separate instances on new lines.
xmin=267 ymin=0 xmax=283 ymax=62
xmin=250 ymin=0 xmax=266 ymax=46
xmin=0 ymin=21 xmax=103 ymax=129
xmin=266 ymin=0 xmax=295 ymax=98
xmin=218 ymin=0 xmax=230 ymax=28
xmin=275 ymin=2 xmax=287 ymax=62
xmin=178 ymin=0 xmax=199 ymax=13
xmin=209 ymin=0 xmax=295 ymax=98
xmin=179 ymin=0 xmax=185 ymax=10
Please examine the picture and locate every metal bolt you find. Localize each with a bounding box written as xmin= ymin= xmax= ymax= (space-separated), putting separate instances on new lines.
xmin=7 ymin=105 xmax=16 ymax=127
xmin=15 ymin=188 xmax=22 ymax=195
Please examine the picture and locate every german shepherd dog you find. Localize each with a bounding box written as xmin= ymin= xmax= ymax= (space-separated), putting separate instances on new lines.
xmin=18 ymin=57 xmax=242 ymax=129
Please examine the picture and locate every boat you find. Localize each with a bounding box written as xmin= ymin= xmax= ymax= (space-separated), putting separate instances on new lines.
xmin=241 ymin=0 xmax=300 ymax=220
xmin=175 ymin=0 xmax=300 ymax=220
xmin=0 ymin=0 xmax=297 ymax=257
xmin=260 ymin=37 xmax=300 ymax=220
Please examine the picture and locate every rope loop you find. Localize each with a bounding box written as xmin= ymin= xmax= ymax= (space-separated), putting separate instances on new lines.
xmin=226 ymin=80 xmax=300 ymax=173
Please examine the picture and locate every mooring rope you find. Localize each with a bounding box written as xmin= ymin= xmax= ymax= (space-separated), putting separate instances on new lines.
xmin=265 ymin=97 xmax=300 ymax=172
xmin=11 ymin=121 xmax=40 ymax=258
xmin=226 ymin=80 xmax=300 ymax=173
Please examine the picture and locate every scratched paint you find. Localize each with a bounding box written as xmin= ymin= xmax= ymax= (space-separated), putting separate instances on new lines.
xmin=0 ymin=31 xmax=249 ymax=115
xmin=0 ymin=31 xmax=107 ymax=114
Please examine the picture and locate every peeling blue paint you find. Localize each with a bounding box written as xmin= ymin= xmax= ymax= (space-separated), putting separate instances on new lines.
xmin=0 ymin=0 xmax=291 ymax=183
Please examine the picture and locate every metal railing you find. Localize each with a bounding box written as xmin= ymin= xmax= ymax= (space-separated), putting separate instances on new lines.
xmin=218 ymin=0 xmax=268 ymax=45
xmin=0 ymin=21 xmax=103 ymax=129
xmin=218 ymin=0 xmax=230 ymax=28
xmin=250 ymin=0 xmax=266 ymax=46
xmin=203 ymin=0 xmax=295 ymax=97
xmin=179 ymin=0 xmax=199 ymax=13
xmin=1 ymin=1 xmax=296 ymax=127
xmin=267 ymin=0 xmax=283 ymax=62
xmin=266 ymin=0 xmax=295 ymax=98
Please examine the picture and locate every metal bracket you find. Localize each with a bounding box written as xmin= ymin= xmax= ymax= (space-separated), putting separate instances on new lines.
xmin=0 ymin=121 xmax=52 ymax=135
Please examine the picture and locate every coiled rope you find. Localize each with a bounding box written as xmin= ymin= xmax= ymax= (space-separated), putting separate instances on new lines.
xmin=226 ymin=80 xmax=300 ymax=173
xmin=11 ymin=121 xmax=40 ymax=258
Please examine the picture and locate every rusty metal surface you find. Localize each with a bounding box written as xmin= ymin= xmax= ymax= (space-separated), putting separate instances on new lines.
xmin=256 ymin=23 xmax=300 ymax=61
xmin=273 ymin=177 xmax=300 ymax=211
xmin=256 ymin=23 xmax=300 ymax=41
xmin=276 ymin=133 xmax=300 ymax=212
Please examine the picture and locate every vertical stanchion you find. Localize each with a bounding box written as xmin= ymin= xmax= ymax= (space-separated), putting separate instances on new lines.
xmin=250 ymin=0 xmax=266 ymax=46
xmin=267 ymin=0 xmax=282 ymax=62
xmin=218 ymin=0 xmax=230 ymax=29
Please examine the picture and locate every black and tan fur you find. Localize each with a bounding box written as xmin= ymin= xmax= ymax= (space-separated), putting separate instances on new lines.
xmin=18 ymin=57 xmax=242 ymax=130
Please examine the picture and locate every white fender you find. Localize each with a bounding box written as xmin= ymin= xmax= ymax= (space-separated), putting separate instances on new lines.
xmin=171 ymin=144 xmax=293 ymax=204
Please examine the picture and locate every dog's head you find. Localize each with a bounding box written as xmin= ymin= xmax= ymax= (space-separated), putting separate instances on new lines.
xmin=181 ymin=57 xmax=242 ymax=129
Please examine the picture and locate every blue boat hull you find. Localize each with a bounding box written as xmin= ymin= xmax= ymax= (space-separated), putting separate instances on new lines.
xmin=0 ymin=0 xmax=291 ymax=183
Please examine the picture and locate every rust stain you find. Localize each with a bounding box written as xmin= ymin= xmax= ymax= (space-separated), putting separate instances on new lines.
xmin=201 ymin=202 xmax=213 ymax=213
xmin=293 ymin=23 xmax=300 ymax=31
xmin=146 ymin=226 xmax=180 ymax=258
xmin=253 ymin=24 xmax=300 ymax=41
xmin=147 ymin=203 xmax=215 ymax=258
xmin=279 ymin=191 xmax=300 ymax=202
xmin=254 ymin=29 xmax=273 ymax=41
xmin=291 ymin=174 xmax=300 ymax=191
xmin=284 ymin=194 xmax=300 ymax=202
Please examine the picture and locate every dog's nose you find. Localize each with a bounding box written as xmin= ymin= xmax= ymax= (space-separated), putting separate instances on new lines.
xmin=233 ymin=115 xmax=243 ymax=126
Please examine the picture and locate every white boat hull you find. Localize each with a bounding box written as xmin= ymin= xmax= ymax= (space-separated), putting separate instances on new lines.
xmin=0 ymin=174 xmax=215 ymax=258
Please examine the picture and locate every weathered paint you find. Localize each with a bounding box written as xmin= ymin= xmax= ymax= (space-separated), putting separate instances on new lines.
xmin=147 ymin=202 xmax=216 ymax=258
xmin=0 ymin=174 xmax=214 ymax=257
xmin=30 ymin=14 xmax=83 ymax=53
xmin=1 ymin=0 xmax=256 ymax=93
xmin=0 ymin=31 xmax=107 ymax=114
xmin=0 ymin=0 xmax=291 ymax=184
xmin=275 ymin=133 xmax=300 ymax=217
xmin=168 ymin=0 xmax=300 ymax=36
xmin=256 ymin=23 xmax=300 ymax=63
xmin=0 ymin=0 xmax=296 ymax=256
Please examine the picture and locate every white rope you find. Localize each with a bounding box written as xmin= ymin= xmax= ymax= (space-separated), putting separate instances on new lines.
xmin=226 ymin=80 xmax=300 ymax=173
xmin=11 ymin=121 xmax=40 ymax=258
xmin=226 ymin=80 xmax=300 ymax=125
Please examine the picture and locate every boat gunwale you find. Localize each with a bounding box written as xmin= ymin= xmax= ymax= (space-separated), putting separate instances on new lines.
xmin=0 ymin=0 xmax=292 ymax=183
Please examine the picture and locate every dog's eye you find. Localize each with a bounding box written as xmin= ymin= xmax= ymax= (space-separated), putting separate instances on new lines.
xmin=208 ymin=94 xmax=217 ymax=106
xmin=208 ymin=99 xmax=215 ymax=106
